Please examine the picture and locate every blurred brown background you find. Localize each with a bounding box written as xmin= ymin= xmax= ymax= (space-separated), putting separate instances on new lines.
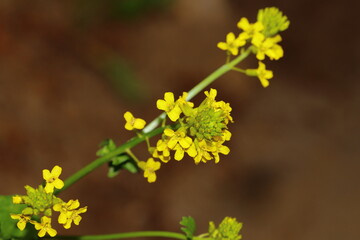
xmin=0 ymin=0 xmax=358 ymax=239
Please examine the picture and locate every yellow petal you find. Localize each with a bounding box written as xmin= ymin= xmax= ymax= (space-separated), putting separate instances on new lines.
xmin=124 ymin=111 xmax=133 ymax=122
xmin=226 ymin=32 xmax=236 ymax=43
xmin=259 ymin=77 xmax=270 ymax=88
xmin=167 ymin=138 xmax=178 ymax=149
xmin=54 ymin=179 xmax=64 ymax=190
xmin=179 ymin=137 xmax=192 ymax=148
xmin=156 ymin=99 xmax=168 ymax=110
xmin=51 ymin=165 xmax=62 ymax=177
xmin=167 ymin=105 xmax=182 ymax=121
xmin=47 ymin=228 xmax=57 ymax=237
xmin=174 ymin=148 xmax=184 ymax=161
xmin=164 ymin=92 xmax=175 ymax=103
xmin=38 ymin=229 xmax=46 ymax=237
xmin=17 ymin=220 xmax=26 ymax=231
xmin=237 ymin=17 xmax=249 ymax=30
xmin=58 ymin=213 xmax=67 ymax=224
xmin=217 ymin=42 xmax=228 ymax=50
xmin=44 ymin=184 xmax=54 ymax=193
xmin=42 ymin=169 xmax=51 ymax=180
xmin=147 ymin=172 xmax=156 ymax=183
xmin=133 ymin=118 xmax=146 ymax=129
xmin=125 ymin=122 xmax=134 ymax=131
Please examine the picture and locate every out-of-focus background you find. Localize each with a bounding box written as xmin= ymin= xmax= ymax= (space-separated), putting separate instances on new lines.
xmin=0 ymin=0 xmax=358 ymax=239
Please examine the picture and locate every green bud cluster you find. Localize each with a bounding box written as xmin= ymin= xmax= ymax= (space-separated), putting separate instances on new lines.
xmin=257 ymin=7 xmax=290 ymax=37
xmin=208 ymin=217 xmax=243 ymax=240
xmin=21 ymin=185 xmax=61 ymax=217
xmin=187 ymin=106 xmax=226 ymax=141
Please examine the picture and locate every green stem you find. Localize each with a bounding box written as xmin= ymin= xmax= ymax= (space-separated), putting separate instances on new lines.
xmin=56 ymin=47 xmax=252 ymax=193
xmin=231 ymin=66 xmax=246 ymax=73
xmin=52 ymin=231 xmax=186 ymax=240
xmin=55 ymin=126 xmax=165 ymax=195
xmin=143 ymin=46 xmax=252 ymax=134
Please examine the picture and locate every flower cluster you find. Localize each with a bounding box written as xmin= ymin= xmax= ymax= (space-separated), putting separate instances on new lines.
xmin=10 ymin=166 xmax=87 ymax=237
xmin=217 ymin=7 xmax=289 ymax=87
xmin=135 ymin=89 xmax=231 ymax=183
xmin=208 ymin=217 xmax=243 ymax=240
xmin=157 ymin=89 xmax=232 ymax=163
xmin=122 ymin=89 xmax=232 ymax=183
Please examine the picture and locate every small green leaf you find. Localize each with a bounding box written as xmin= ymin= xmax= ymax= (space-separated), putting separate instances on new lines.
xmin=180 ymin=216 xmax=196 ymax=239
xmin=96 ymin=139 xmax=117 ymax=157
xmin=107 ymin=154 xmax=139 ymax=177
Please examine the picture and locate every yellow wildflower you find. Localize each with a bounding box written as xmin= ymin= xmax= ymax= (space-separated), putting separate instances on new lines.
xmin=246 ymin=61 xmax=273 ymax=88
xmin=193 ymin=140 xmax=213 ymax=164
xmin=138 ymin=158 xmax=161 ymax=183
xmin=124 ymin=111 xmax=146 ymax=131
xmin=43 ymin=165 xmax=64 ymax=193
xmin=12 ymin=195 xmax=23 ymax=204
xmin=176 ymin=92 xmax=194 ymax=116
xmin=33 ymin=216 xmax=57 ymax=237
xmin=212 ymin=142 xmax=230 ymax=163
xmin=157 ymin=92 xmax=182 ymax=122
xmin=217 ymin=32 xmax=246 ymax=56
xmin=153 ymin=139 xmax=171 ymax=163
xmin=10 ymin=214 xmax=31 ymax=231
xmin=252 ymin=33 xmax=283 ymax=60
xmin=237 ymin=17 xmax=264 ymax=40
xmin=164 ymin=128 xmax=192 ymax=150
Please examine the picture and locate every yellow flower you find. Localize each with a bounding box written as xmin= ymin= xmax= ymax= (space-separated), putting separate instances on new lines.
xmin=12 ymin=195 xmax=23 ymax=204
xmin=237 ymin=17 xmax=264 ymax=40
xmin=246 ymin=62 xmax=273 ymax=88
xmin=138 ymin=158 xmax=161 ymax=183
xmin=193 ymin=140 xmax=213 ymax=164
xmin=124 ymin=111 xmax=146 ymax=131
xmin=157 ymin=92 xmax=182 ymax=121
xmin=176 ymin=92 xmax=194 ymax=117
xmin=252 ymin=33 xmax=283 ymax=60
xmin=212 ymin=143 xmax=230 ymax=163
xmin=33 ymin=216 xmax=57 ymax=237
xmin=53 ymin=199 xmax=87 ymax=229
xmin=217 ymin=32 xmax=246 ymax=56
xmin=43 ymin=165 xmax=64 ymax=193
xmin=10 ymin=214 xmax=31 ymax=231
xmin=164 ymin=128 xmax=192 ymax=150
xmin=153 ymin=139 xmax=171 ymax=163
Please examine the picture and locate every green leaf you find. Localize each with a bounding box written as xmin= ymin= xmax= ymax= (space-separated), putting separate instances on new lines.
xmin=0 ymin=195 xmax=38 ymax=240
xmin=180 ymin=216 xmax=196 ymax=239
xmin=96 ymin=139 xmax=117 ymax=157
xmin=97 ymin=139 xmax=140 ymax=177
xmin=107 ymin=155 xmax=139 ymax=177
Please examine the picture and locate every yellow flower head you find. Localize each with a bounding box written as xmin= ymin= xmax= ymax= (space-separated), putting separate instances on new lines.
xmin=153 ymin=89 xmax=232 ymax=165
xmin=217 ymin=32 xmax=246 ymax=56
xmin=34 ymin=216 xmax=57 ymax=237
xmin=53 ymin=199 xmax=87 ymax=229
xmin=157 ymin=92 xmax=182 ymax=122
xmin=252 ymin=33 xmax=283 ymax=60
xmin=12 ymin=195 xmax=23 ymax=204
xmin=10 ymin=214 xmax=31 ymax=231
xmin=43 ymin=165 xmax=64 ymax=193
xmin=138 ymin=158 xmax=161 ymax=183
xmin=246 ymin=61 xmax=273 ymax=88
xmin=237 ymin=17 xmax=264 ymax=40
xmin=124 ymin=111 xmax=146 ymax=131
